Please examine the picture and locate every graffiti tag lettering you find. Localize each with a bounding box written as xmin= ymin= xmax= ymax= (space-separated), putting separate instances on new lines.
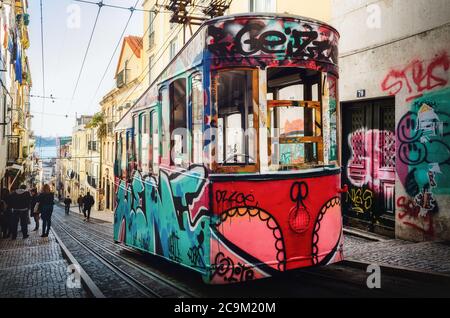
xmin=397 ymin=196 xmax=434 ymax=236
xmin=345 ymin=187 xmax=374 ymax=214
xmin=215 ymin=190 xmax=257 ymax=211
xmin=381 ymin=53 xmax=449 ymax=102
xmin=207 ymin=18 xmax=338 ymax=69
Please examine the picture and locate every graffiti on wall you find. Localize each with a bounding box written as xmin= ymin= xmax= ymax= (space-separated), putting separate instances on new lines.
xmin=347 ymin=129 xmax=396 ymax=188
xmin=206 ymin=17 xmax=339 ymax=72
xmin=381 ymin=53 xmax=449 ymax=102
xmin=396 ymin=87 xmax=450 ymax=235
xmin=345 ymin=128 xmax=395 ymax=215
xmin=397 ymin=196 xmax=434 ymax=236
xmin=345 ymin=187 xmax=374 ymax=214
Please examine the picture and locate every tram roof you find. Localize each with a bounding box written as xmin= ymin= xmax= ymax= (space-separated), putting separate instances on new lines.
xmin=204 ymin=12 xmax=339 ymax=35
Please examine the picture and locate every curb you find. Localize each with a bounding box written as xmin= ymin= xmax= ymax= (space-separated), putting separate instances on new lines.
xmin=51 ymin=229 xmax=106 ymax=298
xmin=342 ymin=258 xmax=450 ymax=285
xmin=57 ymin=202 xmax=113 ymax=224
xmin=343 ymin=227 xmax=390 ymax=242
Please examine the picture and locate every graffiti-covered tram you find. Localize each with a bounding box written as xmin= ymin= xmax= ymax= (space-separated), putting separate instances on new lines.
xmin=113 ymin=13 xmax=343 ymax=284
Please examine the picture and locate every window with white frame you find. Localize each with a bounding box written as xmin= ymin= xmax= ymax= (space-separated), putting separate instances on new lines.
xmin=249 ymin=0 xmax=276 ymax=12
xmin=149 ymin=9 xmax=155 ymax=48
xmin=169 ymin=37 xmax=178 ymax=60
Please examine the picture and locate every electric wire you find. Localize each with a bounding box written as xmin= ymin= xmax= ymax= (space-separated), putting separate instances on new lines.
xmin=114 ymin=0 xmax=201 ymax=114
xmin=70 ymin=4 xmax=102 ymax=105
xmin=74 ymin=0 xmax=157 ymax=13
xmin=88 ymin=0 xmax=140 ymax=109
xmin=39 ymin=0 xmax=46 ymax=159
xmin=88 ymin=0 xmax=171 ymax=109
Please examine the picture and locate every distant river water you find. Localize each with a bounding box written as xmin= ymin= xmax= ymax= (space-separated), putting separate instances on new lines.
xmin=35 ymin=146 xmax=57 ymax=160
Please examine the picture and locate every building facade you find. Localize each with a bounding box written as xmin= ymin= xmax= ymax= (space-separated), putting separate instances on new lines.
xmin=56 ymin=136 xmax=72 ymax=199
xmin=99 ymin=36 xmax=144 ymax=212
xmin=331 ymin=0 xmax=450 ymax=241
xmin=0 ymin=0 xmax=33 ymax=191
xmin=68 ymin=115 xmax=92 ymax=204
xmin=85 ymin=124 xmax=100 ymax=210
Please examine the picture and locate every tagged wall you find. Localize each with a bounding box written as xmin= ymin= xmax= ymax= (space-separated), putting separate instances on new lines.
xmin=332 ymin=0 xmax=450 ymax=241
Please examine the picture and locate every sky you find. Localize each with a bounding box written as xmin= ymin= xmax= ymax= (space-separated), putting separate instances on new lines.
xmin=28 ymin=0 xmax=144 ymax=138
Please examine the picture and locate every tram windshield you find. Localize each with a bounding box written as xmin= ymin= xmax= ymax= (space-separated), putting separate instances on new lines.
xmin=211 ymin=66 xmax=336 ymax=173
xmin=267 ymin=67 xmax=325 ymax=171
xmin=213 ymin=69 xmax=258 ymax=172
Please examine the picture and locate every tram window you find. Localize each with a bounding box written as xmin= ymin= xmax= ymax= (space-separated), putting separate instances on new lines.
xmin=119 ymin=134 xmax=124 ymax=173
xmin=150 ymin=110 xmax=159 ymax=174
xmin=133 ymin=115 xmax=138 ymax=165
xmin=267 ymin=67 xmax=323 ymax=170
xmin=170 ymin=78 xmax=188 ymax=167
xmin=116 ymin=133 xmax=124 ymax=177
xmin=278 ymin=84 xmax=304 ymax=100
xmin=213 ymin=69 xmax=257 ymax=168
xmin=191 ymin=73 xmax=203 ymax=164
xmin=140 ymin=112 xmax=150 ymax=173
xmin=127 ymin=129 xmax=135 ymax=174
xmin=160 ymin=88 xmax=170 ymax=164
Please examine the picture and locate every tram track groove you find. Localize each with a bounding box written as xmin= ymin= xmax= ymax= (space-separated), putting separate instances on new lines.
xmin=52 ymin=210 xmax=198 ymax=298
xmin=52 ymin=221 xmax=161 ymax=298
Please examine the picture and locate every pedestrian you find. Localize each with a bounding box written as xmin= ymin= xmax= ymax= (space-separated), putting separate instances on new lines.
xmin=8 ymin=184 xmax=31 ymax=240
xmin=0 ymin=188 xmax=10 ymax=238
xmin=37 ymin=184 xmax=55 ymax=238
xmin=64 ymin=195 xmax=72 ymax=215
xmin=77 ymin=195 xmax=83 ymax=214
xmin=30 ymin=188 xmax=40 ymax=231
xmin=82 ymin=191 xmax=95 ymax=221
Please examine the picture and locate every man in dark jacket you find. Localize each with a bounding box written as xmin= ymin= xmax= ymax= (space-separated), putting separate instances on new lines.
xmin=9 ymin=185 xmax=31 ymax=239
xmin=77 ymin=195 xmax=83 ymax=213
xmin=64 ymin=196 xmax=72 ymax=215
xmin=82 ymin=192 xmax=95 ymax=221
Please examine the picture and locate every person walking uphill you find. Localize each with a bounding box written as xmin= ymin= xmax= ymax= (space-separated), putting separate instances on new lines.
xmin=77 ymin=195 xmax=83 ymax=214
xmin=82 ymin=192 xmax=94 ymax=221
xmin=37 ymin=184 xmax=54 ymax=237
xmin=64 ymin=196 xmax=72 ymax=215
xmin=30 ymin=188 xmax=40 ymax=231
xmin=8 ymin=185 xmax=31 ymax=240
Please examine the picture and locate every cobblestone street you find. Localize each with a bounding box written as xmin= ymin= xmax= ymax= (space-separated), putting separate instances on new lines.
xmin=0 ymin=226 xmax=88 ymax=298
xmin=345 ymin=232 xmax=450 ymax=275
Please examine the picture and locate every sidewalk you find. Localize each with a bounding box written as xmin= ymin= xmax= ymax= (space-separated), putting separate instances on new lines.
xmin=65 ymin=204 xmax=114 ymax=223
xmin=344 ymin=228 xmax=450 ymax=276
xmin=0 ymin=226 xmax=88 ymax=298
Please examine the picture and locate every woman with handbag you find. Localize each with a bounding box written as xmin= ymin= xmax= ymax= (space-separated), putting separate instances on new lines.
xmin=30 ymin=188 xmax=39 ymax=231
xmin=37 ymin=184 xmax=54 ymax=237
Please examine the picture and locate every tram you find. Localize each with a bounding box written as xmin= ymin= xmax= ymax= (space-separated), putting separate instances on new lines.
xmin=113 ymin=13 xmax=343 ymax=284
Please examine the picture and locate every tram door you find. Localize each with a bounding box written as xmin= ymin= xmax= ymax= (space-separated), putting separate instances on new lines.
xmin=342 ymin=98 xmax=396 ymax=235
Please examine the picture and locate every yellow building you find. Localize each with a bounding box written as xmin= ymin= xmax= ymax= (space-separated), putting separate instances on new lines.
xmin=69 ymin=115 xmax=92 ymax=204
xmin=0 ymin=0 xmax=34 ymax=190
xmin=99 ymin=36 xmax=144 ymax=212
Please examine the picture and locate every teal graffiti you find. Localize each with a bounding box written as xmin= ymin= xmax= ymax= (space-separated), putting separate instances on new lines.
xmin=114 ymin=165 xmax=210 ymax=273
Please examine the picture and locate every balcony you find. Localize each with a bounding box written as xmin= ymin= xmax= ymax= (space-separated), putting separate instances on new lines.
xmin=88 ymin=141 xmax=98 ymax=152
xmin=116 ymin=69 xmax=126 ymax=88
xmin=87 ymin=175 xmax=97 ymax=189
xmin=149 ymin=32 xmax=155 ymax=49
xmin=7 ymin=137 xmax=21 ymax=164
xmin=107 ymin=122 xmax=114 ymax=134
